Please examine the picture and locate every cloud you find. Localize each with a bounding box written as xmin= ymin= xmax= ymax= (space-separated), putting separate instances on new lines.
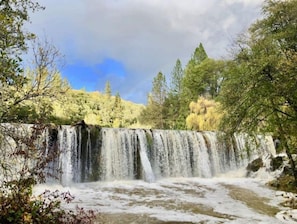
xmin=28 ymin=0 xmax=264 ymax=103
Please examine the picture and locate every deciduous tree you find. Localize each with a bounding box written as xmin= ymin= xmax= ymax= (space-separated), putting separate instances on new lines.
xmin=219 ymin=0 xmax=297 ymax=185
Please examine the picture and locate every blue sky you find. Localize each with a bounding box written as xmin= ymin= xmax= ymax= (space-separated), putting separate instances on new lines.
xmin=27 ymin=0 xmax=264 ymax=104
xmin=63 ymin=58 xmax=127 ymax=91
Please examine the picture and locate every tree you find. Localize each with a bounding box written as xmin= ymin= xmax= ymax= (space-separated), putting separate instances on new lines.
xmin=175 ymin=43 xmax=209 ymax=129
xmin=139 ymin=72 xmax=167 ymax=128
xmin=0 ymin=0 xmax=42 ymax=122
xmin=163 ymin=59 xmax=184 ymax=129
xmin=169 ymin=59 xmax=184 ymax=95
xmin=186 ymin=97 xmax=222 ymax=131
xmin=219 ymin=0 xmax=297 ymax=185
xmin=1 ymin=37 xmax=69 ymax=123
xmin=183 ymin=57 xmax=225 ymax=100
xmin=0 ymin=1 xmax=95 ymax=222
xmin=104 ymin=80 xmax=112 ymax=98
xmin=0 ymin=0 xmax=43 ymax=86
xmin=191 ymin=42 xmax=208 ymax=64
xmin=182 ymin=43 xmax=208 ymax=101
xmin=112 ymin=92 xmax=124 ymax=127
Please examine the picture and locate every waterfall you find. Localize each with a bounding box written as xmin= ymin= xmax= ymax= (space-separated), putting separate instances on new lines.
xmin=57 ymin=126 xmax=77 ymax=185
xmin=45 ymin=127 xmax=276 ymax=184
xmin=135 ymin=129 xmax=155 ymax=182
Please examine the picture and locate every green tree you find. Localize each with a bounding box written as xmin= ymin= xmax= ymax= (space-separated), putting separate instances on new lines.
xmin=191 ymin=42 xmax=208 ymax=64
xmin=177 ymin=43 xmax=209 ymax=129
xmin=183 ymin=57 xmax=225 ymax=100
xmin=104 ymin=80 xmax=112 ymax=98
xmin=0 ymin=0 xmax=42 ymax=122
xmin=139 ymin=72 xmax=167 ymax=128
xmin=169 ymin=59 xmax=184 ymax=95
xmin=0 ymin=1 xmax=95 ymax=222
xmin=1 ymin=38 xmax=69 ymax=123
xmin=0 ymin=0 xmax=43 ymax=86
xmin=112 ymin=92 xmax=124 ymax=127
xmin=219 ymin=0 xmax=297 ymax=185
xmin=183 ymin=43 xmax=208 ymax=98
xmin=194 ymin=58 xmax=226 ymax=99
xmin=163 ymin=59 xmax=184 ymax=129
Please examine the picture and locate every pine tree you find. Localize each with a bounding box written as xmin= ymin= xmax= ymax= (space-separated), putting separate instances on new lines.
xmin=164 ymin=59 xmax=184 ymax=129
xmin=139 ymin=72 xmax=167 ymax=128
xmin=175 ymin=43 xmax=208 ymax=129
xmin=112 ymin=92 xmax=123 ymax=127
xmin=104 ymin=81 xmax=112 ymax=98
xmin=169 ymin=59 xmax=184 ymax=95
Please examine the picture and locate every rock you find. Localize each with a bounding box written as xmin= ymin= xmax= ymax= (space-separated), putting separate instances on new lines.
xmin=246 ymin=158 xmax=263 ymax=172
xmin=270 ymin=156 xmax=284 ymax=171
xmin=73 ymin=120 xmax=88 ymax=128
xmin=276 ymin=209 xmax=297 ymax=223
xmin=282 ymin=166 xmax=293 ymax=176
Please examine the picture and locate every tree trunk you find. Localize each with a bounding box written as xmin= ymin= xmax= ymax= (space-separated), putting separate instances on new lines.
xmin=283 ymin=140 xmax=297 ymax=186
xmin=278 ymin=123 xmax=297 ymax=186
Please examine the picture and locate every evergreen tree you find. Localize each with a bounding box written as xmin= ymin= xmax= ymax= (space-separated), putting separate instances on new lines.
xmin=192 ymin=42 xmax=208 ymax=64
xmin=182 ymin=43 xmax=208 ymax=102
xmin=176 ymin=43 xmax=208 ymax=129
xmin=104 ymin=80 xmax=112 ymax=98
xmin=164 ymin=59 xmax=184 ymax=129
xmin=184 ymin=58 xmax=226 ymax=99
xmin=139 ymin=72 xmax=167 ymax=128
xmin=112 ymin=92 xmax=124 ymax=127
xmin=169 ymin=59 xmax=184 ymax=95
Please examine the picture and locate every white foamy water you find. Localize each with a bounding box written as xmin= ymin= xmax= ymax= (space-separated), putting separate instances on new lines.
xmin=34 ymin=176 xmax=289 ymax=224
xmin=4 ymin=125 xmax=290 ymax=223
xmin=48 ymin=127 xmax=276 ymax=183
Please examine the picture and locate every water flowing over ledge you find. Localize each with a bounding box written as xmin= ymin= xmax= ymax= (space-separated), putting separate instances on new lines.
xmin=44 ymin=125 xmax=275 ymax=185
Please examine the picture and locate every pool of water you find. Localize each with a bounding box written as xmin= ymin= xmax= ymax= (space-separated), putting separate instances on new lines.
xmin=34 ymin=176 xmax=292 ymax=223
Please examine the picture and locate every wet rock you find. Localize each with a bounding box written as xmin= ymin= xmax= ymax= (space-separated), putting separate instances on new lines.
xmin=282 ymin=166 xmax=294 ymax=176
xmin=276 ymin=209 xmax=297 ymax=223
xmin=247 ymin=158 xmax=263 ymax=173
xmin=73 ymin=120 xmax=88 ymax=128
xmin=270 ymin=156 xmax=284 ymax=171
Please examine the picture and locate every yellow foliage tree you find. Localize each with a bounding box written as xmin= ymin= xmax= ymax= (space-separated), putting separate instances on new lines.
xmin=186 ymin=97 xmax=222 ymax=131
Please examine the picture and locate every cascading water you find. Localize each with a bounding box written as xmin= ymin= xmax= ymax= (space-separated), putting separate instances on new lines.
xmin=3 ymin=124 xmax=291 ymax=223
xmin=31 ymin=125 xmax=291 ymax=224
xmin=47 ymin=126 xmax=275 ymax=184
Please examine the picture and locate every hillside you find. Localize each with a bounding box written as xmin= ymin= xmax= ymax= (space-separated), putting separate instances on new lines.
xmin=52 ymin=89 xmax=145 ymax=128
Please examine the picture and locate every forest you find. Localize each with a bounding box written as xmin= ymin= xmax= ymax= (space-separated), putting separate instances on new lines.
xmin=0 ymin=0 xmax=297 ymax=223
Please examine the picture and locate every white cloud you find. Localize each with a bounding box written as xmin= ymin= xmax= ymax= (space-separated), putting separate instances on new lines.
xmin=224 ymin=0 xmax=262 ymax=7
xmin=28 ymin=0 xmax=265 ymax=103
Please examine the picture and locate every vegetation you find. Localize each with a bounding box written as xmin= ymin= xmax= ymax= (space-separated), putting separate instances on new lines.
xmin=50 ymin=89 xmax=144 ymax=127
xmin=138 ymin=0 xmax=297 ymax=190
xmin=186 ymin=97 xmax=221 ymax=131
xmin=218 ymin=0 xmax=297 ymax=186
xmin=1 ymin=0 xmax=297 ymax=220
xmin=0 ymin=0 xmax=95 ymax=223
xmin=139 ymin=43 xmax=226 ymax=130
xmin=139 ymin=72 xmax=167 ymax=129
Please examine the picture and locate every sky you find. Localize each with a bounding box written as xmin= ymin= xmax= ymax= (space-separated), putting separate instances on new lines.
xmin=27 ymin=0 xmax=265 ymax=104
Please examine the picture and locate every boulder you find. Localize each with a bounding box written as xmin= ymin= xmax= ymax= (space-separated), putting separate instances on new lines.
xmin=246 ymin=158 xmax=263 ymax=172
xmin=270 ymin=156 xmax=284 ymax=171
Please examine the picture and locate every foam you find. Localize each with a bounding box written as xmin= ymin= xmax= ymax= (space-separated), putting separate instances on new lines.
xmin=33 ymin=177 xmax=285 ymax=223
